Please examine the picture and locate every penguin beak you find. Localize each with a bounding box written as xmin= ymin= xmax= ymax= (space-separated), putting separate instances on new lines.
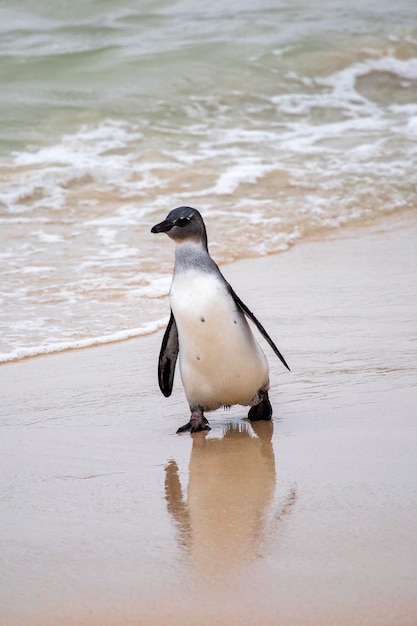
xmin=151 ymin=219 xmax=173 ymax=234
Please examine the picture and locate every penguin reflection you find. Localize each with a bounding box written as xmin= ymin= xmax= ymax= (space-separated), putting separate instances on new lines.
xmin=165 ymin=421 xmax=276 ymax=577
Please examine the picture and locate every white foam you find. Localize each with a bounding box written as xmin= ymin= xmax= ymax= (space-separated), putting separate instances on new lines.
xmin=13 ymin=120 xmax=142 ymax=168
xmin=272 ymin=56 xmax=417 ymax=121
xmin=21 ymin=265 xmax=56 ymax=274
xmin=406 ymin=116 xmax=417 ymax=136
xmin=32 ymin=230 xmax=64 ymax=244
xmin=96 ymin=227 xmax=118 ymax=245
xmin=0 ymin=318 xmax=168 ymax=364
xmin=318 ymin=56 xmax=417 ymax=103
xmin=0 ymin=119 xmax=153 ymax=215
xmin=133 ymin=276 xmax=172 ymax=298
xmin=211 ymin=160 xmax=276 ymax=195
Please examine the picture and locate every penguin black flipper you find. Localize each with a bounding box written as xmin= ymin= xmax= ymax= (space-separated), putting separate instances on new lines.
xmin=158 ymin=311 xmax=179 ymax=397
xmin=229 ymin=287 xmax=291 ymax=372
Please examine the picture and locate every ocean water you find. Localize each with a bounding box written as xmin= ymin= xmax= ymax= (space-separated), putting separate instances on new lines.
xmin=1 ymin=0 xmax=416 ymax=362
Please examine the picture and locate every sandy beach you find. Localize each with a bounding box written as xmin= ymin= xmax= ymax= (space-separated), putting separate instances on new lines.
xmin=1 ymin=213 xmax=417 ymax=626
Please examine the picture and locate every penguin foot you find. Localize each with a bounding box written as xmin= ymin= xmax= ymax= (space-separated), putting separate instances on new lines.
xmin=177 ymin=406 xmax=211 ymax=434
xmin=248 ymin=390 xmax=272 ymax=422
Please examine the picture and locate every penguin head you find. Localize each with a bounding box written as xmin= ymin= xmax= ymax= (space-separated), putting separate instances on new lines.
xmin=151 ymin=206 xmax=208 ymax=247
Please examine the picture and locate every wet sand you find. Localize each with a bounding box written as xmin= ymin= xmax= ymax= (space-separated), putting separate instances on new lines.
xmin=1 ymin=214 xmax=417 ymax=626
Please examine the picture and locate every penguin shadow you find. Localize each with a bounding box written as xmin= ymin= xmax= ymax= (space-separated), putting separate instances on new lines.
xmin=164 ymin=420 xmax=297 ymax=578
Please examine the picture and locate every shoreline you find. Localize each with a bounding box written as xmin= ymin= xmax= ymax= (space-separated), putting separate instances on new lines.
xmin=1 ymin=212 xmax=417 ymax=625
xmin=1 ymin=207 xmax=414 ymax=367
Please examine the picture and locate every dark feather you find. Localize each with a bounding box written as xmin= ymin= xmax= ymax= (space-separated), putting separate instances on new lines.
xmin=158 ymin=311 xmax=179 ymax=397
xmin=229 ymin=286 xmax=290 ymax=371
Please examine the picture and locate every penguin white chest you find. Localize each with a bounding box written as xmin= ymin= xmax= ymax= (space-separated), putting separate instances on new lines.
xmin=170 ymin=268 xmax=269 ymax=411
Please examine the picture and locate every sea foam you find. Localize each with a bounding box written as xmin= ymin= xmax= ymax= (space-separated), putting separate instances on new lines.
xmin=0 ymin=318 xmax=168 ymax=364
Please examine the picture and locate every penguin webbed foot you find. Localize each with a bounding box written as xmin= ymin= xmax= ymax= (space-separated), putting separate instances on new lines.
xmin=248 ymin=390 xmax=272 ymax=422
xmin=177 ymin=406 xmax=211 ymax=434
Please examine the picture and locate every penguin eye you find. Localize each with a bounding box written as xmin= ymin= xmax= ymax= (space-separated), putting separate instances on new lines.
xmin=176 ymin=216 xmax=191 ymax=227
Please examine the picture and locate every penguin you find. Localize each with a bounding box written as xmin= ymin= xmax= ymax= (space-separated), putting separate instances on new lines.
xmin=151 ymin=206 xmax=290 ymax=433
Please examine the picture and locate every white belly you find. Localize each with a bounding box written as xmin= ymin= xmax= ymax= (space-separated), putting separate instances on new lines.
xmin=170 ymin=269 xmax=269 ymax=411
